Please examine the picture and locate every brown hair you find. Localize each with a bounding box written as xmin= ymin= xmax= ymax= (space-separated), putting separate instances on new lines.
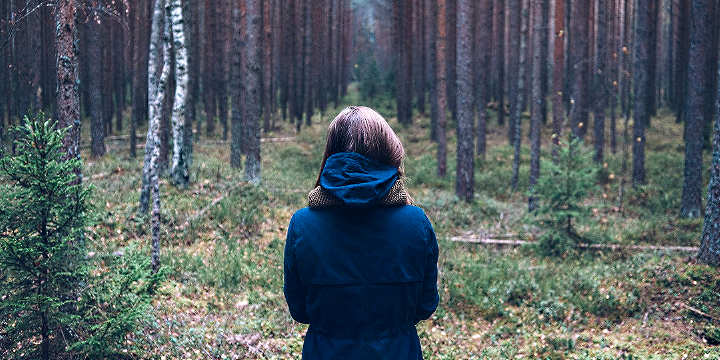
xmin=315 ymin=106 xmax=405 ymax=187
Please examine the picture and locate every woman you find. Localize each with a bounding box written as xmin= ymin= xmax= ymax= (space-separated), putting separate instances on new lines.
xmin=283 ymin=106 xmax=439 ymax=360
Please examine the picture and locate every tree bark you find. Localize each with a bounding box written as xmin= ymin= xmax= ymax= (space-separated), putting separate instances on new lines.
xmin=55 ymin=0 xmax=81 ymax=175
xmin=395 ymin=0 xmax=413 ymax=125
xmin=681 ymin=0 xmax=714 ymax=218
xmin=428 ymin=0 xmax=439 ymax=141
xmin=244 ymin=0 xmax=262 ymax=183
xmin=475 ymin=0 xmax=492 ymax=160
xmin=231 ymin=0 xmax=243 ymax=168
xmin=697 ymin=59 xmax=720 ymax=265
xmin=493 ymin=0 xmax=506 ymax=126
xmin=593 ymin=0 xmax=608 ymax=163
xmin=436 ymin=0 xmax=448 ymax=177
xmin=552 ymin=0 xmax=565 ymax=159
xmin=633 ymin=0 xmax=650 ymax=187
xmin=170 ymin=0 xmax=190 ymax=188
xmin=141 ymin=0 xmax=167 ymax=214
xmin=569 ymin=0 xmax=590 ymax=139
xmin=455 ymin=0 xmax=474 ymax=201
xmin=87 ymin=10 xmax=106 ymax=157
xmin=529 ymin=0 xmax=545 ymax=211
xmin=509 ymin=0 xmax=523 ymax=189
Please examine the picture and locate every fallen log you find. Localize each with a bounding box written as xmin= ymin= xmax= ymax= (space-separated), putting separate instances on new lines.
xmin=450 ymin=236 xmax=699 ymax=253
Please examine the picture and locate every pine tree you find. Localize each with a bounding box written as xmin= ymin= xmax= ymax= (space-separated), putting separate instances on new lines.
xmin=633 ymin=0 xmax=651 ymax=187
xmin=455 ymin=0 xmax=474 ymax=201
xmin=55 ymin=0 xmax=81 ymax=169
xmin=244 ymin=0 xmax=262 ymax=183
xmin=529 ymin=0 xmax=546 ymax=211
xmin=552 ymin=0 xmax=565 ymax=158
xmin=436 ymin=0 xmax=449 ymax=177
xmin=697 ymin=62 xmax=720 ymax=265
xmin=0 ymin=116 xmax=91 ymax=360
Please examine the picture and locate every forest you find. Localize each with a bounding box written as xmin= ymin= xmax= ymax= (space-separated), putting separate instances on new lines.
xmin=1 ymin=0 xmax=720 ymax=358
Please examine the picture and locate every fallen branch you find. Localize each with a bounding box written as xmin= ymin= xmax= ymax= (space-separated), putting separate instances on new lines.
xmin=177 ymin=182 xmax=247 ymax=231
xmin=451 ymin=236 xmax=699 ymax=253
xmin=679 ymin=302 xmax=720 ymax=322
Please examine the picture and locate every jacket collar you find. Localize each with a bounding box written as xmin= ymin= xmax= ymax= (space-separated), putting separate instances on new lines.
xmin=308 ymin=178 xmax=411 ymax=208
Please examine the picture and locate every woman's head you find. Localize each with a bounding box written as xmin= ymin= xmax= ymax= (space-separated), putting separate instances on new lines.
xmin=316 ymin=106 xmax=405 ymax=185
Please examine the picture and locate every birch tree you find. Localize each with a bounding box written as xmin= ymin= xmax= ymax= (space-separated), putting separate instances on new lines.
xmin=140 ymin=0 xmax=166 ymax=214
xmin=149 ymin=0 xmax=172 ymax=273
xmin=169 ymin=0 xmax=190 ymax=188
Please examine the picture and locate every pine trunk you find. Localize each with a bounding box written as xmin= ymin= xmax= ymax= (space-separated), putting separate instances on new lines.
xmin=552 ymin=0 xmax=565 ymax=159
xmin=569 ymin=0 xmax=589 ymax=138
xmin=455 ymin=0 xmax=474 ymax=201
xmin=475 ymin=0 xmax=492 ymax=159
xmin=680 ymin=0 xmax=714 ymax=218
xmin=632 ymin=0 xmax=650 ymax=187
xmin=436 ymin=0 xmax=448 ymax=177
xmin=593 ymin=0 xmax=607 ymax=163
xmin=493 ymin=0 xmax=505 ymax=126
xmin=55 ymin=0 xmax=81 ymax=174
xmin=244 ymin=0 xmax=262 ymax=183
xmin=529 ymin=0 xmax=545 ymax=211
xmin=697 ymin=60 xmax=720 ymax=265
xmin=87 ymin=13 xmax=106 ymax=157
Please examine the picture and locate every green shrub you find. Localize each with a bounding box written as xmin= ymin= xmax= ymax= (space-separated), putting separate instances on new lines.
xmin=530 ymin=136 xmax=600 ymax=256
xmin=0 ymin=115 xmax=159 ymax=359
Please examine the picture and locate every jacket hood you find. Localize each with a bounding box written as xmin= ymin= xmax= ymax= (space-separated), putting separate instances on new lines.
xmin=319 ymin=152 xmax=399 ymax=207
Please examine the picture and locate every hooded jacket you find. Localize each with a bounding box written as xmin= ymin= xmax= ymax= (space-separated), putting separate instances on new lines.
xmin=284 ymin=152 xmax=439 ymax=360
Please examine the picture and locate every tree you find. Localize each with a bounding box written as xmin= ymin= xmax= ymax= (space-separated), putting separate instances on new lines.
xmin=140 ymin=0 xmax=167 ymax=215
xmin=633 ymin=0 xmax=651 ymax=187
xmin=552 ymin=0 xmax=565 ymax=158
xmin=230 ymin=0 xmax=244 ymax=168
xmin=169 ymin=0 xmax=190 ymax=188
xmin=529 ymin=0 xmax=546 ymax=211
xmin=87 ymin=9 xmax=106 ymax=158
xmin=130 ymin=0 xmax=151 ymax=158
xmin=493 ymin=0 xmax=506 ymax=126
xmin=244 ymin=0 xmax=262 ymax=183
xmin=507 ymin=0 xmax=521 ymax=145
xmin=203 ymin=0 xmax=217 ymax=136
xmin=395 ymin=0 xmax=413 ymax=125
xmin=428 ymin=0 xmax=439 ymax=141
xmin=697 ymin=62 xmax=720 ymax=265
xmin=569 ymin=0 xmax=589 ymax=138
xmin=436 ymin=0 xmax=448 ymax=177
xmin=475 ymin=0 xmax=492 ymax=160
xmin=0 ymin=116 xmax=90 ymax=360
xmin=55 ymin=0 xmax=81 ymax=169
xmin=592 ymin=0 xmax=608 ymax=164
xmin=681 ymin=0 xmax=715 ymax=218
xmin=455 ymin=0 xmax=474 ymax=202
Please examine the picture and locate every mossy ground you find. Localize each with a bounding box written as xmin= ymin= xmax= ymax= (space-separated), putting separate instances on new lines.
xmin=83 ymin=87 xmax=718 ymax=359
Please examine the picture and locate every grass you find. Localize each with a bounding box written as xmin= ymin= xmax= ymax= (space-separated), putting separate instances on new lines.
xmin=78 ymin=87 xmax=720 ymax=359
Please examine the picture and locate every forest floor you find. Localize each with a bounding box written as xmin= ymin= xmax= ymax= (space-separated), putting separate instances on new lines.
xmin=84 ymin=88 xmax=720 ymax=359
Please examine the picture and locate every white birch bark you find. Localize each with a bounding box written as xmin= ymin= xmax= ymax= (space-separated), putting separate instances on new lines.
xmin=169 ymin=0 xmax=190 ymax=187
xmin=140 ymin=0 xmax=166 ymax=214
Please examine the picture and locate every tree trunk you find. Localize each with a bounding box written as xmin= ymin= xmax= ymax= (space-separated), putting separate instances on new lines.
xmin=170 ymin=0 xmax=190 ymax=188
xmin=680 ymin=0 xmax=714 ymax=218
xmin=493 ymin=0 xmax=506 ymax=126
xmin=509 ymin=0 xmax=523 ymax=189
xmin=455 ymin=0 xmax=474 ymax=202
xmin=203 ymin=0 xmax=217 ymax=136
xmin=697 ymin=60 xmax=720 ymax=265
xmin=130 ymin=0 xmax=150 ymax=158
xmin=552 ymin=0 xmax=565 ymax=159
xmin=55 ymin=0 xmax=81 ymax=175
xmin=569 ymin=0 xmax=589 ymax=138
xmin=395 ymin=0 xmax=413 ymax=125
xmin=428 ymin=0 xmax=439 ymax=141
xmin=475 ymin=0 xmax=492 ymax=160
xmin=87 ymin=11 xmax=106 ymax=157
xmin=263 ymin=0 xmax=273 ymax=132
xmin=141 ymin=0 xmax=166 ymax=214
xmin=529 ymin=0 xmax=545 ymax=211
xmin=436 ymin=0 xmax=448 ymax=177
xmin=231 ymin=0 xmax=243 ymax=168
xmin=593 ymin=0 xmax=608 ymax=163
xmin=150 ymin=0 xmax=172 ymax=273
xmin=244 ymin=0 xmax=262 ymax=183
xmin=633 ymin=0 xmax=650 ymax=187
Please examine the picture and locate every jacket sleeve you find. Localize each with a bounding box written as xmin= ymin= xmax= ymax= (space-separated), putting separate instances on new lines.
xmin=283 ymin=215 xmax=310 ymax=324
xmin=415 ymin=217 xmax=439 ymax=323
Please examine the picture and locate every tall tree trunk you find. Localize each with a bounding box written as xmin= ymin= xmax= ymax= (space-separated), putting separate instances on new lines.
xmin=170 ymin=0 xmax=190 ymax=188
xmin=55 ymin=0 xmax=81 ymax=177
xmin=508 ymin=0 xmax=522 ymax=188
xmin=395 ymin=0 xmax=413 ymax=125
xmin=436 ymin=0 xmax=448 ymax=177
xmin=475 ymin=0 xmax=492 ymax=160
xmin=633 ymin=0 xmax=651 ymax=187
xmin=203 ymin=0 xmax=216 ymax=136
xmin=552 ymin=0 xmax=565 ymax=159
xmin=569 ymin=0 xmax=589 ymax=138
xmin=87 ymin=11 xmax=106 ymax=157
xmin=244 ymin=0 xmax=262 ymax=183
xmin=455 ymin=0 xmax=474 ymax=201
xmin=446 ymin=0 xmax=457 ymax=120
xmin=529 ymin=0 xmax=545 ymax=211
xmin=593 ymin=0 xmax=608 ymax=163
xmin=697 ymin=59 xmax=720 ymax=265
xmin=150 ymin=0 xmax=172 ymax=273
xmin=302 ymin=0 xmax=312 ymax=126
xmin=231 ymin=0 xmax=243 ymax=168
xmin=130 ymin=0 xmax=150 ymax=158
xmin=680 ymin=0 xmax=714 ymax=218
xmin=141 ymin=0 xmax=166 ymax=214
xmin=428 ymin=0 xmax=439 ymax=141
xmin=493 ymin=0 xmax=506 ymax=126
xmin=263 ymin=0 xmax=273 ymax=132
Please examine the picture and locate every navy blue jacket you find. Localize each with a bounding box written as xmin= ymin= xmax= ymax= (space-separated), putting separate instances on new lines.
xmin=284 ymin=152 xmax=440 ymax=360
